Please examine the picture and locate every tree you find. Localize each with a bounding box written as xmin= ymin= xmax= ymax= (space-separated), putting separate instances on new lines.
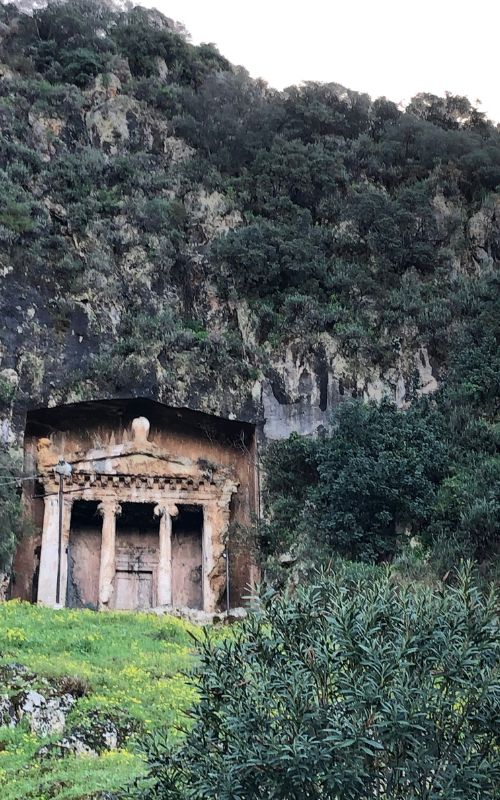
xmin=407 ymin=92 xmax=489 ymax=132
xmin=262 ymin=400 xmax=449 ymax=564
xmin=211 ymin=216 xmax=332 ymax=303
xmin=132 ymin=566 xmax=500 ymax=799
xmin=26 ymin=0 xmax=115 ymax=87
xmin=281 ymin=82 xmax=371 ymax=142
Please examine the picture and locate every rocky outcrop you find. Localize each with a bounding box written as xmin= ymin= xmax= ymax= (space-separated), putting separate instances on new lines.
xmin=86 ymin=95 xmax=144 ymax=153
xmin=37 ymin=709 xmax=140 ymax=759
xmin=17 ymin=689 xmax=75 ymax=736
xmin=259 ymin=335 xmax=440 ymax=439
xmin=469 ymin=194 xmax=500 ymax=268
xmin=27 ymin=111 xmax=66 ymax=160
xmin=185 ymin=189 xmax=243 ymax=242
xmin=0 ymin=662 xmax=137 ymax=760
xmin=0 ymin=664 xmax=76 ymax=735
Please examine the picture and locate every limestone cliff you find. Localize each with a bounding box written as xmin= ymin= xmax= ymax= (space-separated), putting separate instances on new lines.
xmin=0 ymin=1 xmax=498 ymax=455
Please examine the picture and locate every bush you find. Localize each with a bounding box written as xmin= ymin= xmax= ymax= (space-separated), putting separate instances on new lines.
xmin=212 ymin=216 xmax=332 ymax=303
xmin=313 ymin=400 xmax=449 ymax=560
xmin=0 ymin=449 xmax=23 ymax=571
xmin=428 ymin=455 xmax=500 ymax=568
xmin=133 ymin=566 xmax=500 ymax=799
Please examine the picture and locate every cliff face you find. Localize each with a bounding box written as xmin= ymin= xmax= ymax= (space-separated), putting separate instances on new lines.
xmin=0 ymin=1 xmax=499 ymax=452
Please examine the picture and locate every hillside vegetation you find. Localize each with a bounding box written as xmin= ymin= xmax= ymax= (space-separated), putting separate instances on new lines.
xmin=0 ymin=0 xmax=498 ymax=577
xmin=0 ymin=1 xmax=498 ymax=400
xmin=0 ymin=601 xmax=198 ymax=799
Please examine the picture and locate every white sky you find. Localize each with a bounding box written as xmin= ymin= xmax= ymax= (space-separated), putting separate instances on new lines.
xmin=141 ymin=0 xmax=500 ymax=123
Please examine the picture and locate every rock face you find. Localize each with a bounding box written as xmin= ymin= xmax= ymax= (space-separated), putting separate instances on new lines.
xmin=262 ymin=345 xmax=338 ymax=439
xmin=0 ymin=665 xmax=76 ymax=736
xmin=37 ymin=709 xmax=140 ymax=759
xmin=0 ymin=662 xmax=138 ymax=762
xmin=18 ymin=690 xmax=75 ymax=736
xmin=259 ymin=336 xmax=441 ymax=439
xmin=0 ymin=571 xmax=10 ymax=599
xmin=0 ymin=693 xmax=16 ymax=727
xmin=0 ymin=39 xmax=464 ymax=452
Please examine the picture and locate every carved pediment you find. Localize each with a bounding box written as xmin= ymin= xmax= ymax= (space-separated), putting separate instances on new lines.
xmin=36 ymin=414 xmax=237 ymax=491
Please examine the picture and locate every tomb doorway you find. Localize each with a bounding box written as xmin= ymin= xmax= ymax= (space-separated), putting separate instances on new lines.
xmin=67 ymin=500 xmax=101 ymax=609
xmin=114 ymin=503 xmax=159 ymax=611
xmin=172 ymin=505 xmax=203 ymax=610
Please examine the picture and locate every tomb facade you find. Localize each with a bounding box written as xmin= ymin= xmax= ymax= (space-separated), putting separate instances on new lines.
xmin=12 ymin=400 xmax=258 ymax=612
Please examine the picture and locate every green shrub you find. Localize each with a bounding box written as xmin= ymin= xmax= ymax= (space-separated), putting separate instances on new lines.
xmin=0 ymin=376 xmax=16 ymax=407
xmin=212 ymin=216 xmax=332 ymax=303
xmin=428 ymin=455 xmax=500 ymax=568
xmin=0 ymin=200 xmax=37 ymax=234
xmin=132 ymin=566 xmax=500 ymax=799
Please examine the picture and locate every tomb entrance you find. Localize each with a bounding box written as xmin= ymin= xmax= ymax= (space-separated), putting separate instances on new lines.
xmin=67 ymin=500 xmax=101 ymax=609
xmin=114 ymin=502 xmax=159 ymax=611
xmin=172 ymin=505 xmax=203 ymax=610
xmin=13 ymin=399 xmax=258 ymax=612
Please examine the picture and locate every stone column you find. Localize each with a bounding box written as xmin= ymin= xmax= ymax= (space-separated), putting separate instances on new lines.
xmin=154 ymin=504 xmax=178 ymax=606
xmin=37 ymin=494 xmax=59 ymax=606
xmin=98 ymin=500 xmax=121 ymax=610
xmin=59 ymin=498 xmax=73 ymax=606
xmin=202 ymin=505 xmax=214 ymax=613
xmin=38 ymin=491 xmax=73 ymax=607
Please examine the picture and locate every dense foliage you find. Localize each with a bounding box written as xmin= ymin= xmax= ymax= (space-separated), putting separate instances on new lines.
xmin=132 ymin=566 xmax=500 ymax=799
xmin=262 ymin=249 xmax=499 ymax=577
xmin=263 ymin=381 xmax=499 ymax=576
xmin=1 ymin=1 xmax=498 ymax=373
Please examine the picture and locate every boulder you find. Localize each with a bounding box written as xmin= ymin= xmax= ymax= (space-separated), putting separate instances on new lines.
xmin=0 ymin=694 xmax=16 ymax=727
xmin=17 ymin=690 xmax=75 ymax=737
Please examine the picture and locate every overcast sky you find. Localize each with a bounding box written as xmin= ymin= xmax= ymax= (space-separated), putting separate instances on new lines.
xmin=141 ymin=0 xmax=500 ymax=123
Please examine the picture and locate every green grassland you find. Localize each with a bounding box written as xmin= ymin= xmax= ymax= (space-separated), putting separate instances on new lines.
xmin=0 ymin=601 xmax=200 ymax=799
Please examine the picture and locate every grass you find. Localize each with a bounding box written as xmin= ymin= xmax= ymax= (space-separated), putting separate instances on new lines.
xmin=0 ymin=600 xmax=200 ymax=799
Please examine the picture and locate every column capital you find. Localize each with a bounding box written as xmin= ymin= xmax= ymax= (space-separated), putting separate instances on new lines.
xmin=44 ymin=493 xmax=74 ymax=509
xmin=98 ymin=499 xmax=121 ymax=517
xmin=43 ymin=494 xmax=59 ymax=509
xmin=217 ymin=480 xmax=239 ymax=509
xmin=154 ymin=503 xmax=178 ymax=519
